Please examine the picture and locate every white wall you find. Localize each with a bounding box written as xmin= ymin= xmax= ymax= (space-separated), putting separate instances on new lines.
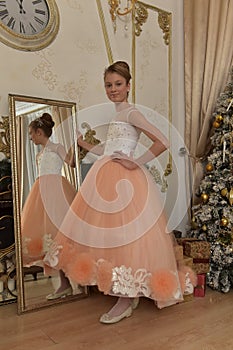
xmin=0 ymin=0 xmax=188 ymax=232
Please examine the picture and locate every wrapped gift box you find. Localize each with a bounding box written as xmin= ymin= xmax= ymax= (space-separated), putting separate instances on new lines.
xmin=178 ymin=255 xmax=193 ymax=269
xmin=174 ymin=245 xmax=183 ymax=261
xmin=194 ymin=273 xmax=206 ymax=297
xmin=176 ymin=239 xmax=210 ymax=274
xmin=192 ymin=260 xmax=210 ymax=274
xmin=177 ymin=237 xmax=198 ymax=247
xmin=184 ymin=241 xmax=210 ymax=259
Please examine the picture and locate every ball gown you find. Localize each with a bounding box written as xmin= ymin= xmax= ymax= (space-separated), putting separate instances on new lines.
xmin=44 ymin=112 xmax=195 ymax=308
xmin=22 ymin=144 xmax=76 ymax=268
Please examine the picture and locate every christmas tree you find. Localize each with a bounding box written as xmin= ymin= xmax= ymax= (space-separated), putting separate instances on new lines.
xmin=190 ymin=68 xmax=233 ymax=293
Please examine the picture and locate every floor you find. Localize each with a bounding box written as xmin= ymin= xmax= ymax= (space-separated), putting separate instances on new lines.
xmin=0 ymin=287 xmax=233 ymax=350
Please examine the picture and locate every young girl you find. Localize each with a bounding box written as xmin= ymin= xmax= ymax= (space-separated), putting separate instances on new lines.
xmin=44 ymin=62 xmax=196 ymax=322
xmin=22 ymin=112 xmax=76 ymax=300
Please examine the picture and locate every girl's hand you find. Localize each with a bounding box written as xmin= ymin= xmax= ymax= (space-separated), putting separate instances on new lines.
xmin=111 ymin=151 xmax=138 ymax=170
xmin=77 ymin=130 xmax=84 ymax=146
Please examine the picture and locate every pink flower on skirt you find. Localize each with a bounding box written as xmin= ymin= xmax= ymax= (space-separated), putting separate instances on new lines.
xmin=149 ymin=269 xmax=178 ymax=300
xmin=67 ymin=253 xmax=96 ymax=285
xmin=96 ymin=260 xmax=113 ymax=295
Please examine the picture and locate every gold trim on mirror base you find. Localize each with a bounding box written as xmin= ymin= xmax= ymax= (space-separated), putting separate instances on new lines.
xmin=21 ymin=287 xmax=89 ymax=314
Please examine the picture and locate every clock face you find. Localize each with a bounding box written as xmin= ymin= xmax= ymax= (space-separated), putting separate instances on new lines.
xmin=0 ymin=0 xmax=50 ymax=36
xmin=0 ymin=0 xmax=59 ymax=51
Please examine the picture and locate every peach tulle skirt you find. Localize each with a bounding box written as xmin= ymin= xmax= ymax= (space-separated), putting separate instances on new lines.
xmin=22 ymin=174 xmax=76 ymax=267
xmin=44 ymin=157 xmax=192 ymax=308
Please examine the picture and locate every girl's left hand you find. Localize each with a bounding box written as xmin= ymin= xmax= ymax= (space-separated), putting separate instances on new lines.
xmin=77 ymin=130 xmax=84 ymax=146
xmin=111 ymin=151 xmax=138 ymax=170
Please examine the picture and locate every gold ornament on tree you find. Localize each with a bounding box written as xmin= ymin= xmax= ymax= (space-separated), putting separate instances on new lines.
xmin=213 ymin=120 xmax=220 ymax=128
xmin=201 ymin=193 xmax=209 ymax=203
xmin=220 ymin=217 xmax=229 ymax=227
xmin=220 ymin=187 xmax=233 ymax=205
xmin=221 ymin=188 xmax=228 ymax=197
xmin=215 ymin=114 xmax=223 ymax=123
xmin=206 ymin=163 xmax=213 ymax=172
xmin=191 ymin=216 xmax=197 ymax=229
xmin=202 ymin=224 xmax=207 ymax=231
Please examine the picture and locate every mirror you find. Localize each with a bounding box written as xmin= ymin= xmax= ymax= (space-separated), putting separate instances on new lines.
xmin=9 ymin=94 xmax=88 ymax=314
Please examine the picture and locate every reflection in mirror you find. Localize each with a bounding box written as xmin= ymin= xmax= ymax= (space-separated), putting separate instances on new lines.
xmin=9 ymin=94 xmax=87 ymax=314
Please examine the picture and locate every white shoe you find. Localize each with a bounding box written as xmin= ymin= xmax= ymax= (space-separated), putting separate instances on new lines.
xmin=100 ymin=304 xmax=133 ymax=324
xmin=46 ymin=287 xmax=72 ymax=300
xmin=131 ymin=297 xmax=139 ymax=309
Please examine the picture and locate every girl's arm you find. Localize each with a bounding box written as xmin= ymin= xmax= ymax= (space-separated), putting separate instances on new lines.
xmin=56 ymin=143 xmax=75 ymax=167
xmin=129 ymin=110 xmax=169 ymax=165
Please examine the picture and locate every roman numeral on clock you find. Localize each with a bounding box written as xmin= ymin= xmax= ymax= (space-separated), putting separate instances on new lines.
xmin=32 ymin=0 xmax=43 ymax=5
xmin=35 ymin=9 xmax=46 ymax=16
xmin=29 ymin=22 xmax=37 ymax=33
xmin=20 ymin=21 xmax=25 ymax=34
xmin=0 ymin=9 xmax=8 ymax=20
xmin=34 ymin=16 xmax=44 ymax=26
xmin=7 ymin=17 xmax=16 ymax=29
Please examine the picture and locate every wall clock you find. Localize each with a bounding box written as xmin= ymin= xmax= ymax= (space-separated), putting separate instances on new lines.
xmin=0 ymin=0 xmax=60 ymax=51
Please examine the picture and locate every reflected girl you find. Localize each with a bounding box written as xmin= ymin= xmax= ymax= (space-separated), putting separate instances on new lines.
xmin=21 ymin=113 xmax=76 ymax=300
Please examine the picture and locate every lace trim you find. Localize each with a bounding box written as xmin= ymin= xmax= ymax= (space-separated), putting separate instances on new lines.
xmin=44 ymin=247 xmax=192 ymax=299
xmin=43 ymin=241 xmax=63 ymax=267
xmin=23 ymin=233 xmax=54 ymax=255
xmin=112 ymin=265 xmax=151 ymax=298
xmin=183 ymin=272 xmax=194 ymax=295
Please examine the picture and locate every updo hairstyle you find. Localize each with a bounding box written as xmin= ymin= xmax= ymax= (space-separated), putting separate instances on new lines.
xmin=29 ymin=113 xmax=55 ymax=137
xmin=104 ymin=61 xmax=132 ymax=84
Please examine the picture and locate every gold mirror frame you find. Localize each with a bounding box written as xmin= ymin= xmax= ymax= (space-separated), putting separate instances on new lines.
xmin=9 ymin=94 xmax=88 ymax=314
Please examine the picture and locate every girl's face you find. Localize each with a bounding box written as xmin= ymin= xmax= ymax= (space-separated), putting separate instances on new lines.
xmin=104 ymin=72 xmax=130 ymax=103
xmin=29 ymin=127 xmax=43 ymax=145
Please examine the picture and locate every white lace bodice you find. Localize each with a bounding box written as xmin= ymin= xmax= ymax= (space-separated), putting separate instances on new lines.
xmin=37 ymin=147 xmax=63 ymax=177
xmin=104 ymin=121 xmax=140 ymax=157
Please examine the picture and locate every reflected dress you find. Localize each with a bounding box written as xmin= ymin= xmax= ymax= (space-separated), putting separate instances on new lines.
xmin=22 ymin=144 xmax=76 ymax=268
xmin=44 ymin=117 xmax=194 ymax=308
